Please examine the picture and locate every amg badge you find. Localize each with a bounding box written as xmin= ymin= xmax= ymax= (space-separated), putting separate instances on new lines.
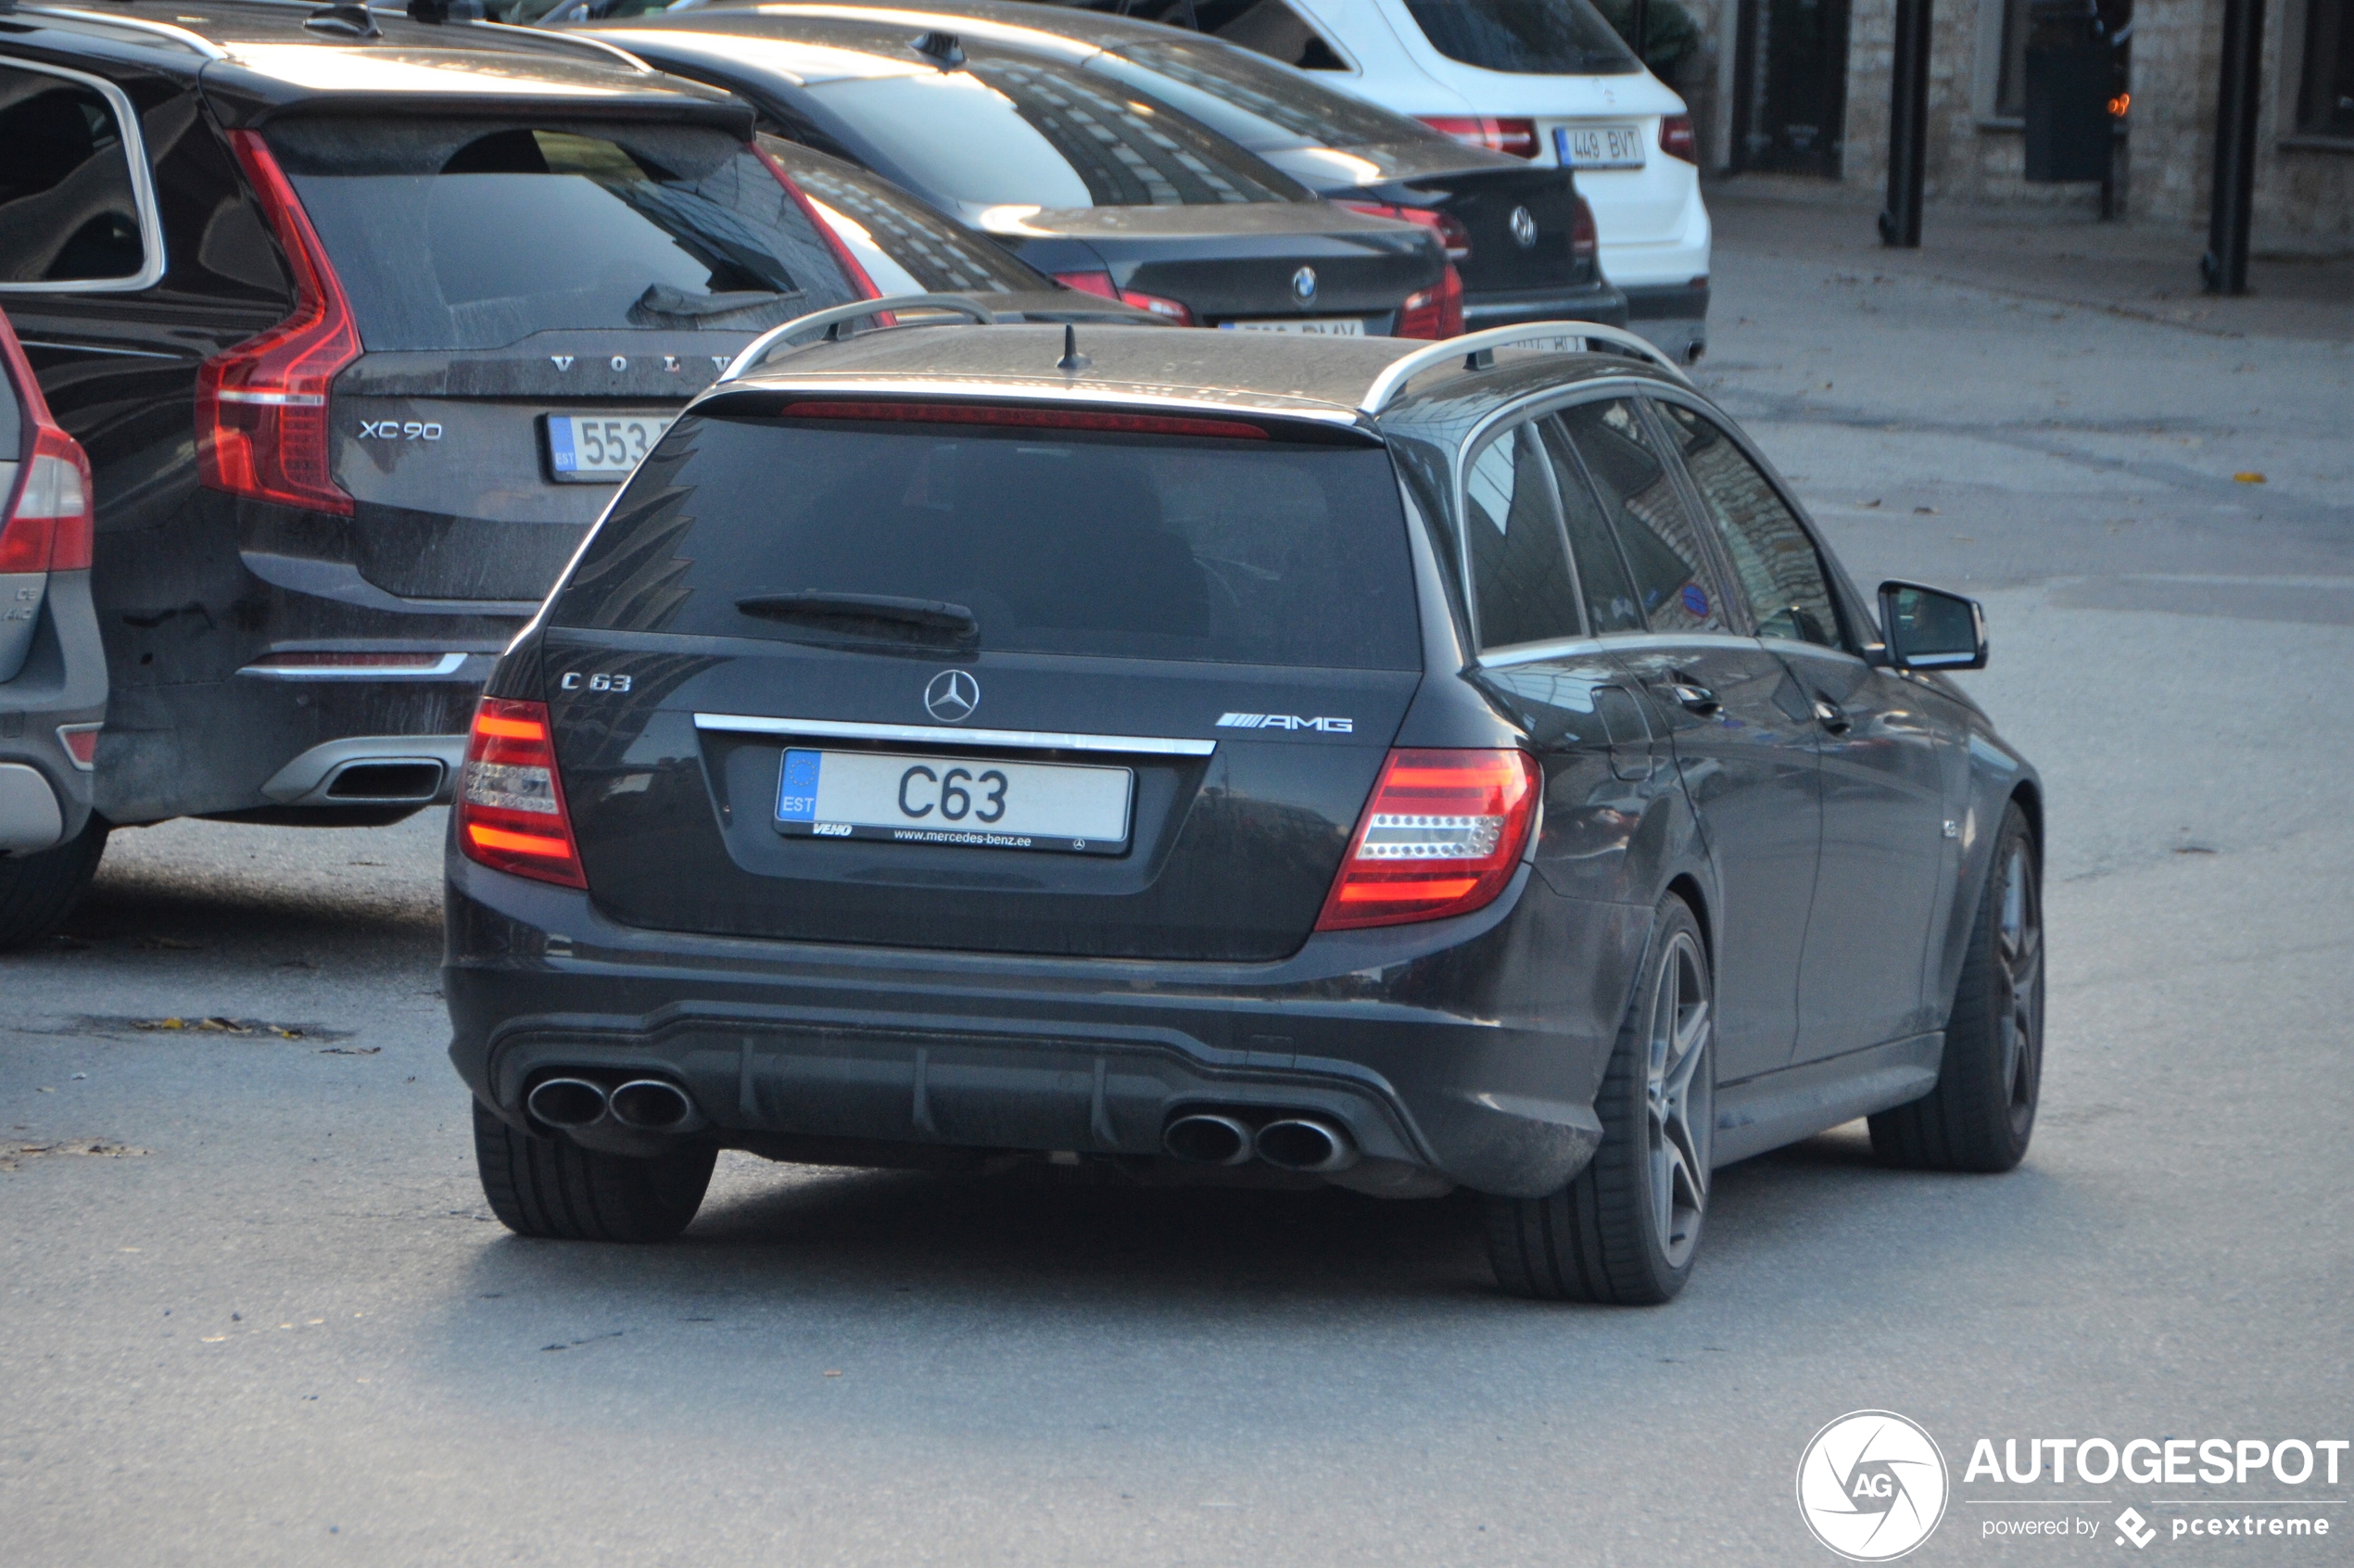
xmin=1216 ymin=713 xmax=1353 ymax=733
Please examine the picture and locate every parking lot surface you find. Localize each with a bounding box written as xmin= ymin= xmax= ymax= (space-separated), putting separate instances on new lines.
xmin=5 ymin=197 xmax=2349 ymax=1564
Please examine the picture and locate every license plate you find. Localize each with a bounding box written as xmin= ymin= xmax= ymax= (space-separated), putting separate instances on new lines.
xmin=1555 ymin=122 xmax=1646 ymax=170
xmin=543 ymin=412 xmax=675 ymax=483
xmin=1219 ymin=318 xmax=1366 ymax=335
xmin=774 ymin=748 xmax=1133 ymax=854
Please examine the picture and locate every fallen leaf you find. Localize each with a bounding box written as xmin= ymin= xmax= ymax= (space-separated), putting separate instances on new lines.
xmin=2234 ymin=471 xmax=2266 ymax=483
xmin=824 ymin=1370 xmax=843 ymax=1378
xmin=318 ymin=1045 xmax=379 ymax=1056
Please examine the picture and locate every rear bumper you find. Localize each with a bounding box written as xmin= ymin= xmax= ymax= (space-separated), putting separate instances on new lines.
xmin=1461 ymin=280 xmax=1630 ymax=332
xmin=444 ymin=853 xmax=1641 ymax=1198
xmin=0 ymin=571 xmax=106 ymax=854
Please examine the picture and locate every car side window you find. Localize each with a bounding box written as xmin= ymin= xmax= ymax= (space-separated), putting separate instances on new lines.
xmin=0 ymin=65 xmax=147 ymax=287
xmin=1654 ymin=400 xmax=1844 ymax=650
xmin=1553 ymin=398 xmax=1729 ymax=636
xmin=1538 ymin=416 xmax=1644 ymax=633
xmin=1463 ymin=420 xmax=1583 ymax=651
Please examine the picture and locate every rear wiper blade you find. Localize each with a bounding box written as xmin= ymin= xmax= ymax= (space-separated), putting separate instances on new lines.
xmin=733 ymin=591 xmax=979 ymax=650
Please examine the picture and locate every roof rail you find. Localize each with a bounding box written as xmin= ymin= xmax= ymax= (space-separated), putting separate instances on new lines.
xmin=1360 ymin=319 xmax=1691 ymax=413
xmin=715 ymin=294 xmax=998 ymax=384
xmin=470 ymin=18 xmax=655 ymax=70
xmin=20 ymin=5 xmax=232 ymax=55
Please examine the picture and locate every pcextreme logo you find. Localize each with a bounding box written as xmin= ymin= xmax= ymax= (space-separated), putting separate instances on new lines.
xmin=1797 ymin=1410 xmax=1952 ymax=1562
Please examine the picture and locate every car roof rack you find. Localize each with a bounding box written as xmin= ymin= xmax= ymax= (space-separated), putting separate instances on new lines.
xmin=1360 ymin=320 xmax=1692 ymax=414
xmin=715 ymin=294 xmax=999 ymax=384
xmin=19 ymin=5 xmax=232 ymax=56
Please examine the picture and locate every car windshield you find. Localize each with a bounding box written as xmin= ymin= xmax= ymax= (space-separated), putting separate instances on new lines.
xmin=272 ymin=121 xmax=860 ymax=351
xmin=776 ymin=146 xmax=1046 ymax=296
xmin=1401 ymin=0 xmax=1641 ymax=75
xmin=551 ymin=416 xmax=1422 ymax=669
xmin=1089 ymin=38 xmax=1432 ymax=152
xmin=808 ymin=51 xmax=1307 ymax=210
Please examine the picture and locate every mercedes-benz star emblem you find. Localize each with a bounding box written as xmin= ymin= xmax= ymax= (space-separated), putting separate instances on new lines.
xmin=923 ymin=669 xmax=980 ymax=724
xmin=1291 ymin=265 xmax=1317 ymax=304
xmin=1509 ymin=205 xmax=1538 ymax=248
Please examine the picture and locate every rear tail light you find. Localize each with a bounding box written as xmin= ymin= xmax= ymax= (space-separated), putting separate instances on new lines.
xmin=1315 ymin=749 xmax=1539 ymax=930
xmin=0 ymin=425 xmax=95 ymax=573
xmin=1418 ymin=116 xmax=1538 ymax=158
xmin=1659 ymin=114 xmax=1697 ymax=164
xmin=196 ymin=130 xmax=361 ymax=516
xmin=1336 ymin=201 xmax=1472 ymax=261
xmin=1397 ymin=263 xmax=1465 ymax=340
xmin=1052 ymin=271 xmax=1195 ymax=324
xmin=753 ymin=143 xmax=892 ymax=325
xmin=1571 ymin=195 xmax=1600 ymax=282
xmin=455 ymin=697 xmax=587 ymax=889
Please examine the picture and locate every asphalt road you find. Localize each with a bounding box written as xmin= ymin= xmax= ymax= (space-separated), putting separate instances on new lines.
xmin=6 ymin=204 xmax=2349 ymax=1566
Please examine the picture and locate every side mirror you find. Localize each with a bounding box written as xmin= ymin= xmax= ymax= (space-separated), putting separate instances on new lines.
xmin=1878 ymin=580 xmax=1987 ymax=671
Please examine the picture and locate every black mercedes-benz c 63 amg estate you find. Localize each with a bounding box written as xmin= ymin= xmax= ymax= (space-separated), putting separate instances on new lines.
xmin=446 ymin=309 xmax=2044 ymax=1305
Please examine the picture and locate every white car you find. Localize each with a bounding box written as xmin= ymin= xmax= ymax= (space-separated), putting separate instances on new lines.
xmin=1093 ymin=0 xmax=1712 ymax=361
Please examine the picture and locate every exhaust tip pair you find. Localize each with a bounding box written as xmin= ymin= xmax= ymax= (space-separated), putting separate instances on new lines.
xmin=525 ymin=1075 xmax=697 ymax=1133
xmin=1162 ymin=1111 xmax=1356 ymax=1173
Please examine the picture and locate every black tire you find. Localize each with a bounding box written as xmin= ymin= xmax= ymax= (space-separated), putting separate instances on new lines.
xmin=472 ymin=1099 xmax=715 ymax=1243
xmin=1485 ymin=893 xmax=1715 ymax=1306
xmin=0 ymin=816 xmax=107 ymax=952
xmin=1870 ymin=801 xmax=2044 ymax=1173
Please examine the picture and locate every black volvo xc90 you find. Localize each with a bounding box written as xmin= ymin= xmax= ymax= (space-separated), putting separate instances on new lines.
xmin=447 ymin=312 xmax=2045 ymax=1305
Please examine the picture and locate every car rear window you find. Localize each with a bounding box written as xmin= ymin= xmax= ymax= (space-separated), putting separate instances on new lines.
xmin=1402 ymin=0 xmax=1640 ymax=75
xmin=551 ymin=415 xmax=1422 ymax=669
xmin=811 ymin=52 xmax=1307 ymax=209
xmin=266 ymin=120 xmax=860 ymax=351
xmin=778 ymin=149 xmax=1045 ymax=296
xmin=1091 ymin=40 xmax=1425 ymax=151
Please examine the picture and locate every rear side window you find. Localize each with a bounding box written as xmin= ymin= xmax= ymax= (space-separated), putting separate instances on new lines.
xmin=1654 ymin=400 xmax=1844 ymax=649
xmin=1540 ymin=417 xmax=1644 ymax=633
xmin=814 ymin=53 xmax=1307 ymax=209
xmin=1402 ymin=0 xmax=1641 ymax=75
xmin=780 ymin=150 xmax=1044 ymax=296
xmin=267 ymin=120 xmax=859 ymax=350
xmin=1555 ymin=398 xmax=1728 ymax=635
xmin=0 ymin=63 xmax=149 ymax=287
xmin=1463 ymin=422 xmax=1582 ymax=651
xmin=552 ymin=417 xmax=1422 ymax=669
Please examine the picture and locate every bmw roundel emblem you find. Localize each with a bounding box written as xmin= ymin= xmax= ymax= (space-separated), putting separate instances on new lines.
xmin=1291 ymin=265 xmax=1317 ymax=304
xmin=1509 ymin=205 xmax=1538 ymax=249
xmin=924 ymin=669 xmax=980 ymax=724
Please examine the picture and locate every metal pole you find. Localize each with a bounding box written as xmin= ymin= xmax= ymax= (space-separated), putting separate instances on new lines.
xmin=1630 ymin=0 xmax=1651 ymax=60
xmin=1879 ymin=0 xmax=1933 ymax=246
xmin=2201 ymin=0 xmax=2263 ymax=294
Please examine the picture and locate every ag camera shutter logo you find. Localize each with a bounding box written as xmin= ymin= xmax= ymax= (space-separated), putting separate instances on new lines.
xmin=1796 ymin=1410 xmax=1949 ymax=1561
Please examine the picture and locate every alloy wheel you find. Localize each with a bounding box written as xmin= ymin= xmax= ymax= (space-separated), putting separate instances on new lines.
xmin=1997 ymin=844 xmax=2044 ymax=1134
xmin=1646 ymin=930 xmax=1714 ymax=1268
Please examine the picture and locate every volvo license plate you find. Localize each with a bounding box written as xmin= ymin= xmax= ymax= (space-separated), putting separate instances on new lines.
xmin=544 ymin=412 xmax=675 ymax=483
xmin=774 ymin=748 xmax=1133 ymax=854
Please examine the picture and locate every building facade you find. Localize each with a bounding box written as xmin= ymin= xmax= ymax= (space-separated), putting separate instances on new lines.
xmin=1671 ymin=0 xmax=2352 ymax=247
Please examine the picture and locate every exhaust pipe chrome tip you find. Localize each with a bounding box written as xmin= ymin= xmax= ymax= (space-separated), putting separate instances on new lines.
xmin=1254 ymin=1117 xmax=1358 ymax=1174
xmin=607 ymin=1078 xmax=696 ymax=1132
xmin=525 ymin=1076 xmax=609 ymax=1130
xmin=1162 ymin=1112 xmax=1254 ymax=1167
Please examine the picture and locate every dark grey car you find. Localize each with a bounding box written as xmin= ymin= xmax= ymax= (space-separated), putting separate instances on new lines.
xmin=445 ymin=310 xmax=2044 ymax=1305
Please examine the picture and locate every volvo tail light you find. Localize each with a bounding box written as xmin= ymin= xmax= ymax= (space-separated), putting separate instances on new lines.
xmin=456 ymin=698 xmax=587 ymax=889
xmin=1659 ymin=114 xmax=1697 ymax=164
xmin=196 ymin=130 xmax=361 ymax=515
xmin=0 ymin=424 xmax=94 ymax=573
xmin=1397 ymin=263 xmax=1465 ymax=340
xmin=1418 ymin=116 xmax=1538 ymax=158
xmin=753 ymin=143 xmax=892 ymax=325
xmin=1315 ymin=750 xmax=1539 ymax=930
xmin=1336 ymin=201 xmax=1472 ymax=261
xmin=1052 ymin=271 xmax=1195 ymax=324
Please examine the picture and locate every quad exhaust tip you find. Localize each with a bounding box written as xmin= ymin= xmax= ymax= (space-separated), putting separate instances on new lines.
xmin=1254 ymin=1117 xmax=1358 ymax=1174
xmin=525 ymin=1076 xmax=608 ymax=1130
xmin=1162 ymin=1112 xmax=1254 ymax=1166
xmin=608 ymin=1079 xmax=695 ymax=1132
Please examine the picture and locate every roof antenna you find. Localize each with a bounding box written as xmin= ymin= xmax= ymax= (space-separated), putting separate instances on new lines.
xmin=1057 ymin=322 xmax=1091 ymax=374
xmin=911 ymin=30 xmax=964 ymax=69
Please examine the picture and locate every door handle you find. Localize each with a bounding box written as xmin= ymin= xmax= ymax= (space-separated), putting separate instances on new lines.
xmin=1663 ymin=682 xmax=1719 ymax=715
xmin=1812 ymin=698 xmax=1852 ymax=735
